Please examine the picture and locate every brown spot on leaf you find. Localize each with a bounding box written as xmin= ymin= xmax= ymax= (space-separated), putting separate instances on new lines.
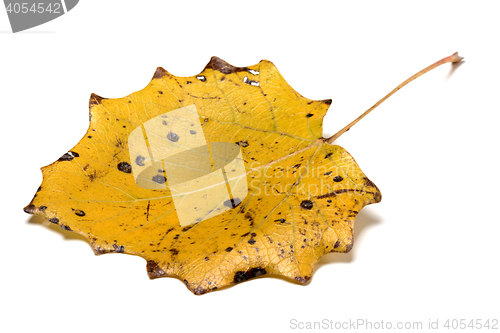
xmin=152 ymin=175 xmax=166 ymax=184
xmin=58 ymin=151 xmax=79 ymax=162
xmin=236 ymin=140 xmax=249 ymax=147
xmin=135 ymin=155 xmax=146 ymax=166
xmin=89 ymin=93 xmax=104 ymax=109
xmin=75 ymin=210 xmax=85 ymax=217
xmin=167 ymin=132 xmax=180 ymax=142
xmin=23 ymin=204 xmax=35 ymax=214
xmin=204 ymin=56 xmax=247 ymax=74
xmin=233 ymin=267 xmax=267 ymax=283
xmin=49 ymin=218 xmax=59 ymax=224
xmin=300 ymin=200 xmax=314 ymax=210
xmin=333 ymin=175 xmax=343 ymax=182
xmin=146 ymin=260 xmax=166 ymax=279
xmin=117 ymin=162 xmax=132 ymax=173
xmin=153 ymin=67 xmax=168 ymax=79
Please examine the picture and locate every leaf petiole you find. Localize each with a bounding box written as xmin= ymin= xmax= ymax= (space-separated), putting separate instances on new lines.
xmin=325 ymin=52 xmax=463 ymax=144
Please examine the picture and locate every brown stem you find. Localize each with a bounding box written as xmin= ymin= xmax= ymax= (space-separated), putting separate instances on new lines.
xmin=324 ymin=52 xmax=463 ymax=144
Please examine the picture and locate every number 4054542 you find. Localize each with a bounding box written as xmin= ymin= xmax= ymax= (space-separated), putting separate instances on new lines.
xmin=5 ymin=2 xmax=62 ymax=14
xmin=444 ymin=319 xmax=498 ymax=330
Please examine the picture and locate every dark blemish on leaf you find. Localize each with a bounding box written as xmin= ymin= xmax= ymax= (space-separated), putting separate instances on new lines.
xmin=225 ymin=247 xmax=233 ymax=252
xmin=325 ymin=153 xmax=333 ymax=159
xmin=88 ymin=135 xmax=92 ymax=139
xmin=293 ymin=164 xmax=301 ymax=169
xmin=135 ymin=155 xmax=146 ymax=166
xmin=23 ymin=205 xmax=35 ymax=214
xmin=233 ymin=271 xmax=248 ymax=283
xmin=204 ymin=118 xmax=209 ymax=122
xmin=117 ymin=162 xmax=132 ymax=174
xmin=60 ymin=225 xmax=72 ymax=231
xmin=345 ymin=244 xmax=353 ymax=252
xmin=204 ymin=56 xmax=248 ymax=74
xmin=75 ymin=210 xmax=85 ymax=217
xmin=294 ymin=276 xmax=311 ymax=283
xmin=306 ymin=113 xmax=314 ymax=118
xmin=186 ymin=81 xmax=192 ymax=84
xmin=196 ymin=75 xmax=206 ymax=82
xmin=236 ymin=140 xmax=249 ymax=147
xmin=224 ymin=198 xmax=241 ymax=208
xmin=173 ymin=234 xmax=180 ymax=240
xmin=205 ymin=257 xmax=209 ymax=261
xmin=233 ymin=267 xmax=267 ymax=284
xmin=153 ymin=67 xmax=168 ymax=79
xmin=327 ymin=200 xmax=332 ymax=203
xmin=275 ymin=219 xmax=286 ymax=223
xmin=152 ymin=175 xmax=167 ymax=184
xmin=307 ymin=101 xmax=314 ymax=105
xmin=49 ymin=218 xmax=59 ymax=224
xmin=221 ymin=77 xmax=226 ymax=82
xmin=162 ymin=120 xmax=168 ymax=125
xmin=241 ymin=232 xmax=250 ymax=237
xmin=251 ymin=232 xmax=256 ymax=237
xmin=89 ymin=93 xmax=104 ymax=108
xmin=324 ymin=171 xmax=332 ymax=176
xmin=158 ymin=91 xmax=163 ymax=94
xmin=334 ymin=241 xmax=341 ymax=248
xmin=323 ymin=99 xmax=332 ymax=105
xmin=114 ymin=137 xmax=125 ymax=149
xmin=189 ymin=130 xmax=196 ymax=135
xmin=169 ymin=249 xmax=179 ymax=256
xmin=167 ymin=132 xmax=179 ymax=142
xmin=300 ymin=200 xmax=314 ymax=210
xmin=248 ymin=239 xmax=256 ymax=245
xmin=39 ymin=206 xmax=47 ymax=211
xmin=182 ymin=225 xmax=193 ymax=232
xmin=333 ymin=176 xmax=343 ymax=182
xmin=113 ymin=245 xmax=124 ymax=253
xmin=364 ymin=177 xmax=377 ymax=188
xmin=147 ymin=261 xmax=166 ymax=278
xmin=58 ymin=151 xmax=79 ymax=161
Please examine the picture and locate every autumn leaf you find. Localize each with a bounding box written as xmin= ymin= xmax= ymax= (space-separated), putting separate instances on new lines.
xmin=23 ymin=54 xmax=461 ymax=294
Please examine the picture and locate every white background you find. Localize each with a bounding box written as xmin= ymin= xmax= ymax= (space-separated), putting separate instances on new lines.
xmin=1 ymin=1 xmax=499 ymax=332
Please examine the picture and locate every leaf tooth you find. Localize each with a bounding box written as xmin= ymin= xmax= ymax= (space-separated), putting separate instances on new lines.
xmin=88 ymin=93 xmax=105 ymax=108
xmin=203 ymin=56 xmax=248 ymax=75
xmin=152 ymin=66 xmax=170 ymax=79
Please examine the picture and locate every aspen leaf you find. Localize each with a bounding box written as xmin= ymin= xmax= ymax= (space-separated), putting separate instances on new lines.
xmin=24 ymin=54 xmax=459 ymax=294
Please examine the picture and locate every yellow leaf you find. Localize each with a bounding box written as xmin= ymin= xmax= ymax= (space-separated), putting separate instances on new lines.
xmin=24 ymin=57 xmax=381 ymax=294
